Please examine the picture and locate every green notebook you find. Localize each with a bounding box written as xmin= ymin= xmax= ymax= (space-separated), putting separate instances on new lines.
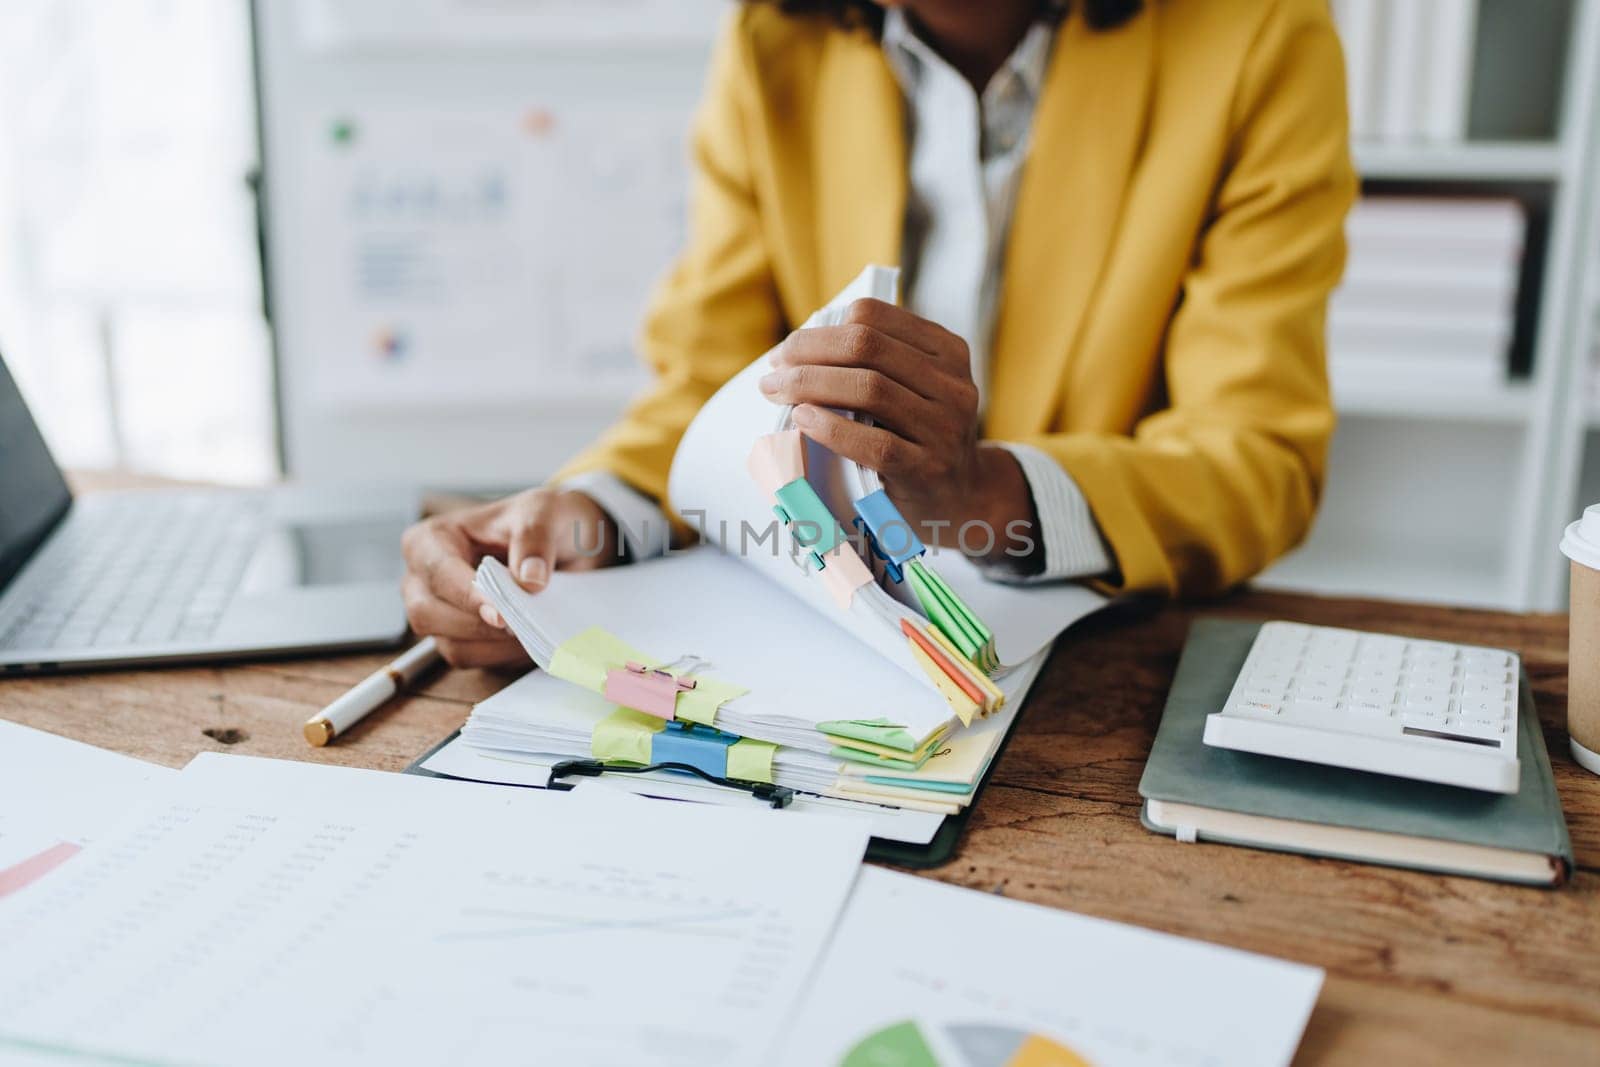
xmin=1138 ymin=618 xmax=1573 ymax=887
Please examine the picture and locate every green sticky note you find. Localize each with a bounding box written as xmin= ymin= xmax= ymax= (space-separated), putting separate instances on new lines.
xmin=907 ymin=563 xmax=982 ymax=660
xmin=830 ymin=746 xmax=930 ymax=772
xmin=726 ymin=738 xmax=777 ymax=784
xmin=548 ymin=626 xmax=651 ymax=694
xmin=591 ymin=708 xmax=664 ymax=765
xmin=676 ymin=676 xmax=749 ymax=727
xmin=818 ymin=718 xmax=921 ymax=752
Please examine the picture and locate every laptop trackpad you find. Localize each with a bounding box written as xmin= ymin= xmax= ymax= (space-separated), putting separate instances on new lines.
xmin=211 ymin=518 xmax=408 ymax=647
xmin=238 ymin=517 xmax=406 ymax=591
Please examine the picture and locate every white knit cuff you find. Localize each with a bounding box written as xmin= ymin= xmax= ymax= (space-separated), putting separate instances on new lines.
xmin=984 ymin=442 xmax=1114 ymax=582
xmin=559 ymin=471 xmax=673 ymax=562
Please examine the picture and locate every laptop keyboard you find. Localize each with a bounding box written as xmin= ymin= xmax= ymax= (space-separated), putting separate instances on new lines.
xmin=0 ymin=494 xmax=264 ymax=652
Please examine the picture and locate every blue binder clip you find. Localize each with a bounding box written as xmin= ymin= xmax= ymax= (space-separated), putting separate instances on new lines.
xmin=852 ymin=489 xmax=925 ymax=583
xmin=652 ymin=721 xmax=740 ymax=778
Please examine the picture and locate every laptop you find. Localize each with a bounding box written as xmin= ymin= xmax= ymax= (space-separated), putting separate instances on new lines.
xmin=0 ymin=355 xmax=415 ymax=673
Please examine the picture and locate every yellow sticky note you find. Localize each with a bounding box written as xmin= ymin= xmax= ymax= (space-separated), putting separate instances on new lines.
xmin=922 ymin=622 xmax=1004 ymax=712
xmin=591 ymin=708 xmax=665 ymax=765
xmin=906 ymin=637 xmax=980 ymax=726
xmin=726 ymin=738 xmax=777 ymax=784
xmin=676 ymin=676 xmax=749 ymax=727
xmin=548 ymin=626 xmax=651 ymax=694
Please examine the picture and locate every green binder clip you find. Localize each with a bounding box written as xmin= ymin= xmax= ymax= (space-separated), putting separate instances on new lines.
xmin=772 ymin=476 xmax=845 ymax=570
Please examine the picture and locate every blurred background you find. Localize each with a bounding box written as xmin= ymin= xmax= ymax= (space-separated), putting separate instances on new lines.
xmin=0 ymin=0 xmax=1597 ymax=611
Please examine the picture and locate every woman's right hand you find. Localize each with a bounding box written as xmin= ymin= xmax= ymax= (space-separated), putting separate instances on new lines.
xmin=400 ymin=487 xmax=621 ymax=668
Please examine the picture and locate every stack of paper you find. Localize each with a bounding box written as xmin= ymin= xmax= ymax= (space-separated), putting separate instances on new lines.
xmin=466 ymin=265 xmax=1105 ymax=823
xmin=779 ymin=868 xmax=1325 ymax=1067
xmin=471 ymin=547 xmax=1053 ymax=815
xmin=1329 ymin=196 xmax=1524 ymax=391
xmin=1333 ymin=0 xmax=1478 ymax=142
xmin=0 ymin=745 xmax=1326 ymax=1065
xmin=0 ymin=754 xmax=869 ymax=1065
xmin=0 ymin=720 xmax=174 ymax=897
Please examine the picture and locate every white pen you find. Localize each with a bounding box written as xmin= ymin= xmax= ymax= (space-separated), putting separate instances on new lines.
xmin=303 ymin=637 xmax=443 ymax=747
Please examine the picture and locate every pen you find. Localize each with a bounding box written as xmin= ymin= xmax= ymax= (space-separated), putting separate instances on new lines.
xmin=303 ymin=637 xmax=443 ymax=747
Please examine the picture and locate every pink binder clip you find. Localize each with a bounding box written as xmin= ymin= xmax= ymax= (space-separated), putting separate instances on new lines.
xmin=603 ymin=661 xmax=697 ymax=720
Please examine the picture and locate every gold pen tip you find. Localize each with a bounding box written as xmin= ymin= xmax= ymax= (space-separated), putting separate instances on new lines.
xmin=303 ymin=719 xmax=334 ymax=747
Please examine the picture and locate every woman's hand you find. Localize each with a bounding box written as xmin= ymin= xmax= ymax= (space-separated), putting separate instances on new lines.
xmin=400 ymin=488 xmax=620 ymax=668
xmin=758 ymin=298 xmax=1035 ymax=563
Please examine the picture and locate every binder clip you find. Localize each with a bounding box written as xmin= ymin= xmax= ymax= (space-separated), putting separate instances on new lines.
xmin=771 ymin=477 xmax=844 ymax=571
xmin=549 ymin=741 xmax=797 ymax=810
xmin=851 ymin=488 xmax=925 ymax=583
xmin=602 ymin=661 xmax=696 ymax=721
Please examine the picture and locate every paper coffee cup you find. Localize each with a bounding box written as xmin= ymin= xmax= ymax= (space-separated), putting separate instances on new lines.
xmin=1559 ymin=504 xmax=1600 ymax=775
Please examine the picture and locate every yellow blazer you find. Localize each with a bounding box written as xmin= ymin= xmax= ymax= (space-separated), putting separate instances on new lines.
xmin=555 ymin=0 xmax=1356 ymax=597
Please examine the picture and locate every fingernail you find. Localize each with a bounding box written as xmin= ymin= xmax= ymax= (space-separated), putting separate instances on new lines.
xmin=792 ymin=404 xmax=816 ymax=426
xmin=479 ymin=604 xmax=504 ymax=628
xmin=519 ymin=557 xmax=549 ymax=586
xmin=758 ymin=372 xmax=781 ymax=394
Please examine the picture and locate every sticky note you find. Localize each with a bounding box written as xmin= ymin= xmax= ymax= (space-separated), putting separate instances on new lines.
xmin=818 ymin=718 xmax=923 ymax=753
xmin=921 ymin=621 xmax=1005 ymax=711
xmin=549 ymin=626 xmax=651 ymax=694
xmin=726 ymin=738 xmax=778 ymax=784
xmin=828 ymin=729 xmax=948 ymax=764
xmin=906 ymin=635 xmax=980 ymax=727
xmin=818 ymin=542 xmax=874 ymax=610
xmin=675 ymin=675 xmax=749 ymax=727
xmin=591 ymin=708 xmax=665 ymax=765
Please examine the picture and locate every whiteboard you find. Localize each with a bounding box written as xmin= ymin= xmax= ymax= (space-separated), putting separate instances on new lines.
xmin=253 ymin=0 xmax=718 ymax=488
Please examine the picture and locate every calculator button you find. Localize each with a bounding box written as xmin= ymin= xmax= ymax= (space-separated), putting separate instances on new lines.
xmin=1349 ymin=681 xmax=1396 ymax=703
xmin=1348 ymin=699 xmax=1392 ymax=717
xmin=1405 ymin=675 xmax=1456 ymax=696
xmin=1402 ymin=694 xmax=1450 ymax=717
xmin=1457 ymin=697 xmax=1508 ymax=720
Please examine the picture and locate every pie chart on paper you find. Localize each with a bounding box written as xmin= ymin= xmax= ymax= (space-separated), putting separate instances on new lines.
xmin=841 ymin=1020 xmax=1092 ymax=1067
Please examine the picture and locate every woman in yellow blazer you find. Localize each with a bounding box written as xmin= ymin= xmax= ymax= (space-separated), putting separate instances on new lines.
xmin=402 ymin=0 xmax=1355 ymax=668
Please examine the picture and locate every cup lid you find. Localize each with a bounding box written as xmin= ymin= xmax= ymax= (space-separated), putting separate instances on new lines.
xmin=1560 ymin=504 xmax=1600 ymax=570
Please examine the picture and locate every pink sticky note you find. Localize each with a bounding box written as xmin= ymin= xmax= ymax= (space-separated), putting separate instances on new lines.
xmin=0 ymin=841 xmax=81 ymax=898
xmin=818 ymin=543 xmax=874 ymax=610
xmin=603 ymin=663 xmax=696 ymax=720
xmin=769 ymin=428 xmax=807 ymax=481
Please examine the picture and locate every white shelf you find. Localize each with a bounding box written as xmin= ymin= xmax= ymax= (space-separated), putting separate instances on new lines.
xmin=1333 ymin=379 xmax=1534 ymax=423
xmin=1354 ymin=141 xmax=1565 ymax=181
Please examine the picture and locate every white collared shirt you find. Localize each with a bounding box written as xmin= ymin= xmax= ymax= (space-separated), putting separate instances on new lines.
xmin=882 ymin=8 xmax=1110 ymax=581
xmin=569 ymin=9 xmax=1112 ymax=580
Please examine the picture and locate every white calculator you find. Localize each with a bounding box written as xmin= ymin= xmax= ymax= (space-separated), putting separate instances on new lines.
xmin=1204 ymin=622 xmax=1521 ymax=794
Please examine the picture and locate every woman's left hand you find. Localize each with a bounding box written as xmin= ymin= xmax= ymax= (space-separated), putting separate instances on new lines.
xmin=757 ymin=298 xmax=1034 ymax=562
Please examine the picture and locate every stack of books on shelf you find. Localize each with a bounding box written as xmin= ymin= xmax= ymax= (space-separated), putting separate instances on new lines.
xmin=1329 ymin=196 xmax=1524 ymax=394
xmin=1332 ymin=0 xmax=1478 ymax=142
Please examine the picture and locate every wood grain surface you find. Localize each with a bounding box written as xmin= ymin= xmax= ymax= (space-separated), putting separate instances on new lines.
xmin=5 ymin=476 xmax=1596 ymax=1064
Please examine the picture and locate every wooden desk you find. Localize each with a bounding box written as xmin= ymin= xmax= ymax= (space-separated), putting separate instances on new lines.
xmin=5 ymin=482 xmax=1597 ymax=1064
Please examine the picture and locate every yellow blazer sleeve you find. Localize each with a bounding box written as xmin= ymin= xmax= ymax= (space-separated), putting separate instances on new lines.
xmin=1016 ymin=2 xmax=1355 ymax=597
xmin=552 ymin=13 xmax=783 ymax=510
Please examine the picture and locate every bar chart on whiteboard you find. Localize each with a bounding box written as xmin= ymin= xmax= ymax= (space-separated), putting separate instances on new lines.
xmin=297 ymin=104 xmax=683 ymax=410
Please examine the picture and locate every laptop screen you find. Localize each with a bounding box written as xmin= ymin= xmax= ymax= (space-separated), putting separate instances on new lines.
xmin=0 ymin=354 xmax=72 ymax=591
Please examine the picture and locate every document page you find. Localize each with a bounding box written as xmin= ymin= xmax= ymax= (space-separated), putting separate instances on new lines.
xmin=0 ymin=755 xmax=869 ymax=1066
xmin=777 ymin=868 xmax=1324 ymax=1067
xmin=0 ymin=721 xmax=175 ymax=896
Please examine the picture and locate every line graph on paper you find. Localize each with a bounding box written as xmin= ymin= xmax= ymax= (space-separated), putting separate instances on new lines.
xmin=437 ymin=904 xmax=758 ymax=942
xmin=427 ymin=863 xmax=801 ymax=1015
